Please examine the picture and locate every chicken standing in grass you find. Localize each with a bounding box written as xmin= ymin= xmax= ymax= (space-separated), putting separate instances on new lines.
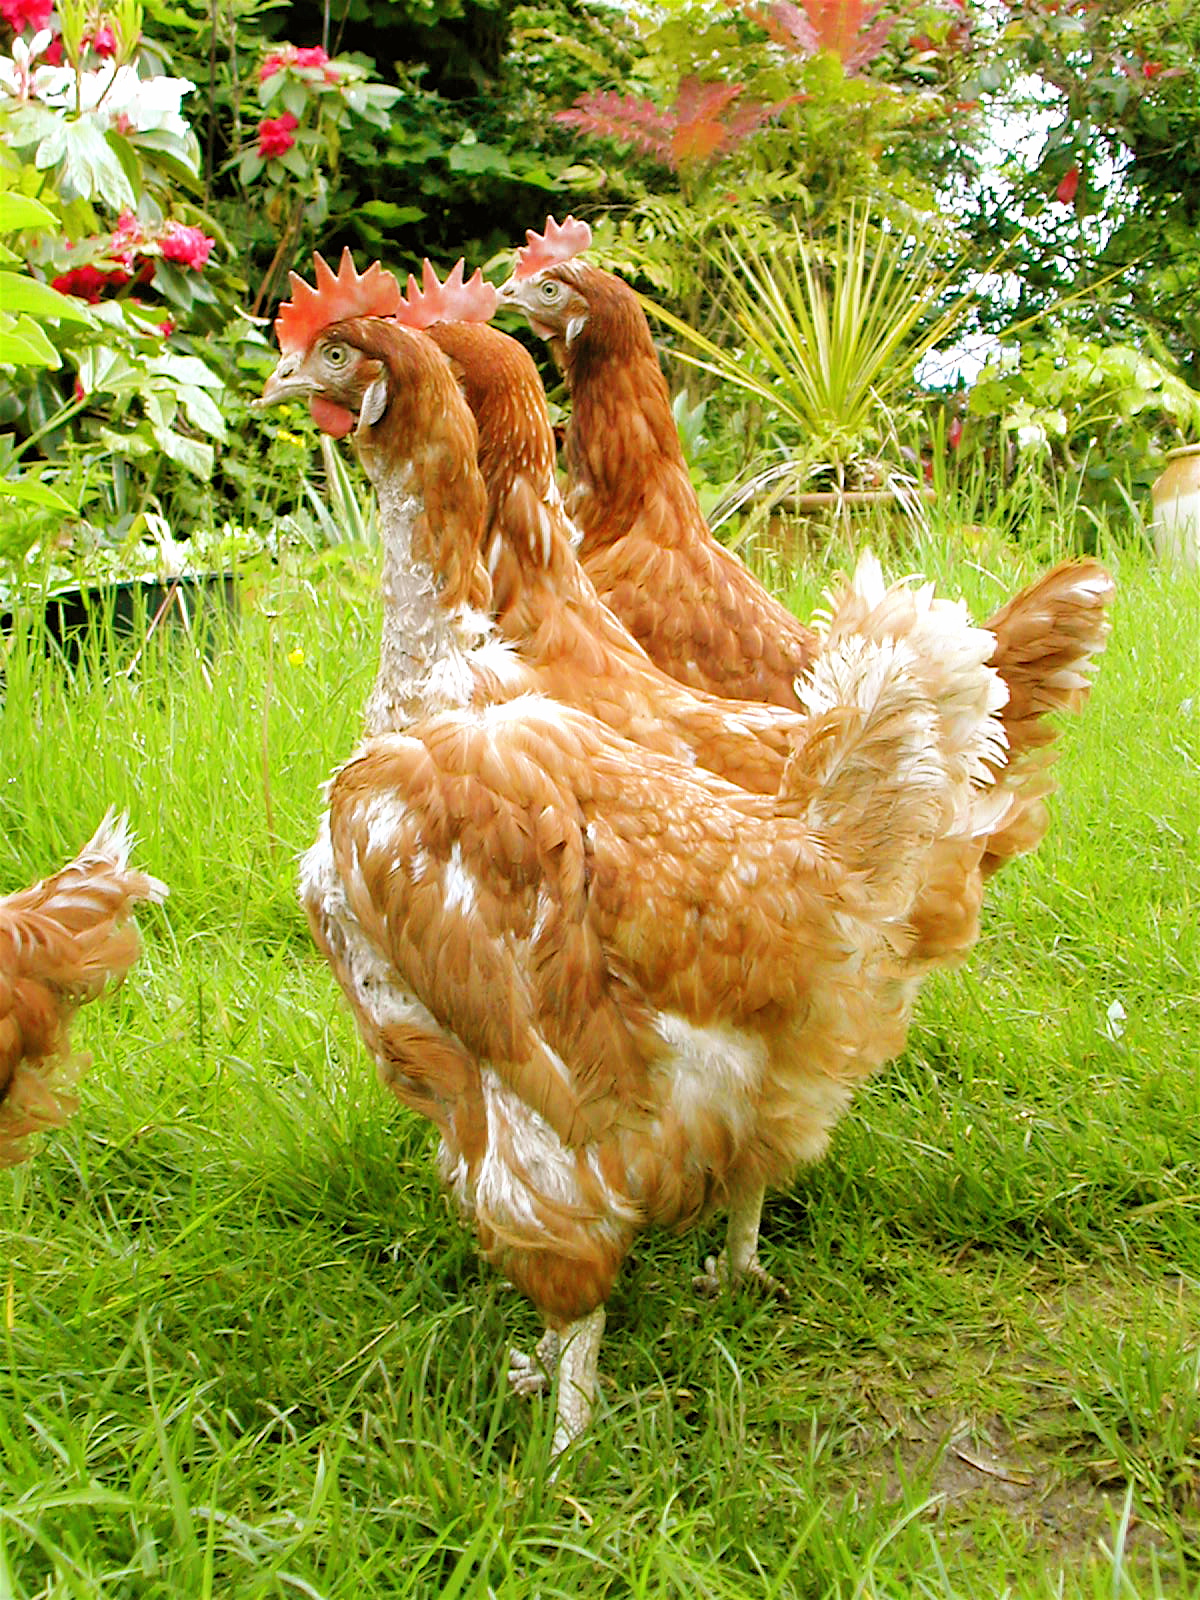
xmin=496 ymin=219 xmax=1114 ymax=873
xmin=0 ymin=813 xmax=167 ymax=1166
xmin=260 ymin=252 xmax=1019 ymax=1454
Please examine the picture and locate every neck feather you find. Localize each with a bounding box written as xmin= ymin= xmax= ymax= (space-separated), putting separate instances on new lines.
xmin=350 ymin=340 xmax=494 ymax=733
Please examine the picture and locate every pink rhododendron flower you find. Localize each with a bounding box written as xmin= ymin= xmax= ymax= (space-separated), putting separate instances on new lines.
xmin=160 ymin=222 xmax=214 ymax=270
xmin=0 ymin=0 xmax=52 ymax=32
xmin=259 ymin=42 xmax=340 ymax=83
xmin=1056 ymin=165 xmax=1080 ymax=204
xmin=88 ymin=23 xmax=117 ymax=56
xmin=257 ymin=111 xmax=299 ymax=158
xmin=42 ymin=30 xmax=63 ymax=62
xmin=109 ymin=209 xmax=145 ymax=267
xmin=157 ymin=318 xmax=175 ymax=338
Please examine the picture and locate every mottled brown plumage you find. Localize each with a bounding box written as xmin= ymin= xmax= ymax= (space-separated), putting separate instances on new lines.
xmin=262 ymin=273 xmax=1015 ymax=1454
xmin=497 ymin=248 xmax=1114 ymax=881
xmin=499 ymin=258 xmax=822 ymax=707
xmin=0 ymin=814 xmax=166 ymax=1166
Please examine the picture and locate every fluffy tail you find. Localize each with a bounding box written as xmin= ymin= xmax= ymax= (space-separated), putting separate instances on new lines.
xmin=807 ymin=553 xmax=1019 ymax=960
xmin=0 ymin=812 xmax=167 ymax=1166
xmin=978 ymin=559 xmax=1114 ymax=875
xmin=776 ymin=632 xmax=953 ymax=923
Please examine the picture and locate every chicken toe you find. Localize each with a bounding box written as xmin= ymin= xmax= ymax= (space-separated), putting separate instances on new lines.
xmin=693 ymin=1187 xmax=790 ymax=1300
xmin=508 ymin=1328 xmax=560 ymax=1398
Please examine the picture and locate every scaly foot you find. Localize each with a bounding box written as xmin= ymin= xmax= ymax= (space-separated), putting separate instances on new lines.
xmin=693 ymin=1250 xmax=790 ymax=1301
xmin=507 ymin=1328 xmax=559 ymax=1398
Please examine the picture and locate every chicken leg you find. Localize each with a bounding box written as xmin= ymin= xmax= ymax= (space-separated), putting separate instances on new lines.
xmin=694 ymin=1185 xmax=789 ymax=1299
xmin=508 ymin=1306 xmax=606 ymax=1456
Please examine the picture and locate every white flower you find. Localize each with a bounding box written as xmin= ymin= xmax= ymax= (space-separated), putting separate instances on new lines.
xmin=29 ymin=58 xmax=195 ymax=139
xmin=0 ymin=29 xmax=73 ymax=102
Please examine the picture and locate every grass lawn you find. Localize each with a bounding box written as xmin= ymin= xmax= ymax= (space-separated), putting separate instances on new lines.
xmin=1 ymin=514 xmax=1197 ymax=1598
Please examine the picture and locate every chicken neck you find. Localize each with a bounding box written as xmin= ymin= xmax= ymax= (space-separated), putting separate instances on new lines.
xmin=562 ymin=282 xmax=693 ymax=556
xmin=362 ymin=471 xmax=489 ymax=735
xmin=351 ymin=353 xmax=494 ymax=737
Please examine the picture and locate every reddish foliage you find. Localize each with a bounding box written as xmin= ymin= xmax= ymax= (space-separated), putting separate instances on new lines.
xmin=557 ymin=75 xmax=796 ymax=171
xmin=748 ymin=0 xmax=901 ymax=74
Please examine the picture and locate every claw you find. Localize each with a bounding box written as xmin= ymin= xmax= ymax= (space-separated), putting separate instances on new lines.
xmin=507 ymin=1328 xmax=559 ymax=1398
xmin=694 ymin=1251 xmax=790 ymax=1301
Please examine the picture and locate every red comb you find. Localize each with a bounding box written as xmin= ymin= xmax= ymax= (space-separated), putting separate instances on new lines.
xmin=512 ymin=215 xmax=592 ymax=280
xmin=274 ymin=249 xmax=402 ymax=353
xmin=395 ymin=258 xmax=501 ymax=328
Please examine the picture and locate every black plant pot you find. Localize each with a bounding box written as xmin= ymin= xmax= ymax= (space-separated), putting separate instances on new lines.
xmin=2 ymin=573 xmax=238 ymax=663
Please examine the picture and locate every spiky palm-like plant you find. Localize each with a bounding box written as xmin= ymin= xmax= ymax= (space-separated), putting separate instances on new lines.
xmin=648 ymin=207 xmax=976 ymax=525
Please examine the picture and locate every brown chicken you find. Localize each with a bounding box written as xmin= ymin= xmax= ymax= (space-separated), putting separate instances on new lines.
xmin=495 ymin=218 xmax=1115 ymax=843
xmin=260 ymin=253 xmax=1018 ymax=1454
xmin=496 ymin=215 xmax=822 ymax=708
xmin=0 ymin=813 xmax=167 ymax=1166
xmin=368 ymin=256 xmax=1113 ymax=1295
xmin=404 ymin=257 xmax=1114 ymax=888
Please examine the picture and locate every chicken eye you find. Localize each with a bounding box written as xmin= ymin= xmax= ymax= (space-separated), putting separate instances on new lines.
xmin=324 ymin=343 xmax=349 ymax=367
xmin=538 ymin=281 xmax=562 ymax=302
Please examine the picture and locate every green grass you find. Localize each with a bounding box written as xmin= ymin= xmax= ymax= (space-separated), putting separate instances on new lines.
xmin=1 ymin=514 xmax=1198 ymax=1599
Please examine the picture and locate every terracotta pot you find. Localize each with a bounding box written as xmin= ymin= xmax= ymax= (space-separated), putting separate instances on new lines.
xmin=1150 ymin=444 xmax=1200 ymax=570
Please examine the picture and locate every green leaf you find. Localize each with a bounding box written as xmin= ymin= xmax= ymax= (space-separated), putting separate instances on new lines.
xmin=275 ymin=146 xmax=309 ymax=180
xmin=359 ymin=200 xmax=426 ymax=227
xmin=105 ymin=130 xmax=144 ymax=203
xmin=0 ymin=475 xmax=77 ymax=511
xmin=0 ymin=316 xmax=62 ymax=368
xmin=151 ymin=423 xmax=214 ymax=479
xmin=0 ymin=271 xmax=94 ymax=324
xmin=0 ymin=193 xmax=57 ymax=233
xmin=447 ymin=140 xmax=512 ymax=176
xmin=46 ymin=119 xmax=136 ymax=209
xmin=281 ymin=80 xmax=308 ymax=121
xmin=176 ymin=385 xmax=227 ymax=440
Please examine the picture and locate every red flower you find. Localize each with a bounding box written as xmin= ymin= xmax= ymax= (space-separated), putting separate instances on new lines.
xmin=1143 ymin=61 xmax=1163 ymax=79
xmin=73 ymin=378 xmax=86 ymax=403
xmin=52 ymin=264 xmax=130 ymax=302
xmin=257 ymin=112 xmax=299 ymax=159
xmin=157 ymin=318 xmax=175 ymax=338
xmin=947 ymin=415 xmax=963 ymax=450
xmin=88 ymin=23 xmax=118 ymax=56
xmin=0 ymin=0 xmax=52 ymax=31
xmin=161 ymin=222 xmax=215 ymax=270
xmin=292 ymin=45 xmax=329 ymax=69
xmin=1055 ymin=165 xmax=1079 ymax=204
xmin=42 ymin=31 xmax=64 ymax=63
xmin=259 ymin=50 xmax=288 ymax=81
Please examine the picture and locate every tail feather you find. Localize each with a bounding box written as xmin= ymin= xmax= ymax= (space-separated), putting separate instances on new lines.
xmin=777 ymin=634 xmax=950 ymax=921
xmin=0 ymin=812 xmax=166 ymax=1166
xmin=980 ymin=559 xmax=1114 ymax=875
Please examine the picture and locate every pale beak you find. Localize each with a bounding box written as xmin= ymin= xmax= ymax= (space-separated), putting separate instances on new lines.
xmin=496 ymin=278 xmax=523 ymax=306
xmin=257 ymin=351 xmax=315 ymax=409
